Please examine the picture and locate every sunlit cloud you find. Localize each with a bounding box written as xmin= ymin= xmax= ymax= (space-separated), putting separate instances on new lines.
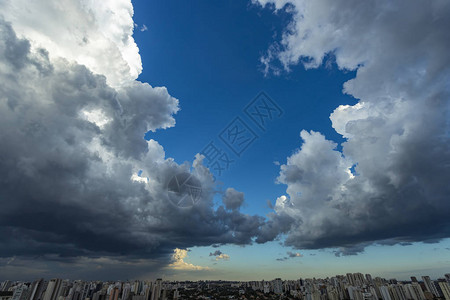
xmin=168 ymin=249 xmax=210 ymax=271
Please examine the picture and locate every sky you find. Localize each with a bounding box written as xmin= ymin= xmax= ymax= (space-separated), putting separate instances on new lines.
xmin=0 ymin=0 xmax=449 ymax=281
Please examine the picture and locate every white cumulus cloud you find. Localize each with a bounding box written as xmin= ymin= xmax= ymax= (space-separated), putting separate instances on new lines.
xmin=168 ymin=249 xmax=210 ymax=271
xmin=255 ymin=0 xmax=450 ymax=253
xmin=0 ymin=0 xmax=142 ymax=87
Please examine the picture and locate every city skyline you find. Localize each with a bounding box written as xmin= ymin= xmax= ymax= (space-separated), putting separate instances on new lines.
xmin=2 ymin=272 xmax=450 ymax=300
xmin=2 ymin=271 xmax=450 ymax=284
xmin=0 ymin=0 xmax=449 ymax=281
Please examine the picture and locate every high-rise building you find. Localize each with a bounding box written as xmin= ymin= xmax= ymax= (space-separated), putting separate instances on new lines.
xmin=346 ymin=274 xmax=355 ymax=286
xmin=404 ymin=284 xmax=424 ymax=300
xmin=422 ymin=276 xmax=439 ymax=297
xmin=42 ymin=282 xmax=54 ymax=300
xmin=150 ymin=280 xmax=161 ymax=300
xmin=43 ymin=280 xmax=57 ymax=300
xmin=391 ymin=284 xmax=407 ymax=300
xmin=446 ymin=274 xmax=450 ymax=284
xmin=55 ymin=280 xmax=70 ymax=300
xmin=11 ymin=284 xmax=28 ymax=300
xmin=66 ymin=283 xmax=76 ymax=300
xmin=43 ymin=279 xmax=63 ymax=300
xmin=379 ymin=286 xmax=392 ymax=300
xmin=438 ymin=282 xmax=450 ymax=300
xmin=108 ymin=288 xmax=119 ymax=300
xmin=121 ymin=285 xmax=130 ymax=300
xmin=413 ymin=282 xmax=425 ymax=300
xmin=355 ymin=273 xmax=365 ymax=286
xmin=347 ymin=286 xmax=364 ymax=300
xmin=27 ymin=279 xmax=44 ymax=300
xmin=80 ymin=283 xmax=90 ymax=300
xmin=1 ymin=282 xmax=12 ymax=292
xmin=272 ymin=278 xmax=283 ymax=295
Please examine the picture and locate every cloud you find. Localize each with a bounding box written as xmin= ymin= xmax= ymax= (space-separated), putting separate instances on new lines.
xmin=209 ymin=250 xmax=223 ymax=256
xmin=0 ymin=2 xmax=265 ymax=279
xmin=222 ymin=188 xmax=245 ymax=211
xmin=1 ymin=0 xmax=141 ymax=88
xmin=0 ymin=255 xmax=167 ymax=280
xmin=168 ymin=249 xmax=210 ymax=271
xmin=140 ymin=24 xmax=148 ymax=32
xmin=209 ymin=250 xmax=230 ymax=261
xmin=287 ymin=251 xmax=302 ymax=258
xmin=255 ymin=0 xmax=450 ymax=253
xmin=276 ymin=251 xmax=302 ymax=261
xmin=215 ymin=254 xmax=230 ymax=261
xmin=333 ymin=244 xmax=368 ymax=257
xmin=6 ymin=256 xmax=15 ymax=265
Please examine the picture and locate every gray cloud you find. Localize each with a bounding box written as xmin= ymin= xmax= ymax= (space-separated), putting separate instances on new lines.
xmin=0 ymin=255 xmax=167 ymax=281
xmin=287 ymin=251 xmax=302 ymax=258
xmin=256 ymin=0 xmax=450 ymax=253
xmin=209 ymin=250 xmax=223 ymax=257
xmin=0 ymin=18 xmax=264 ymax=279
xmin=276 ymin=251 xmax=302 ymax=261
xmin=222 ymin=188 xmax=245 ymax=211
xmin=333 ymin=244 xmax=368 ymax=257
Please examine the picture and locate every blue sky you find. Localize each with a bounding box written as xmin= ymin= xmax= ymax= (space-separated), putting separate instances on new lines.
xmin=133 ymin=0 xmax=356 ymax=215
xmin=130 ymin=0 xmax=450 ymax=280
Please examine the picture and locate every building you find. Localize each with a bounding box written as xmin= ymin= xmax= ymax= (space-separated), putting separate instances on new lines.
xmin=273 ymin=278 xmax=283 ymax=295
xmin=390 ymin=284 xmax=407 ymax=300
xmin=404 ymin=283 xmax=425 ymax=300
xmin=150 ymin=279 xmax=161 ymax=300
xmin=108 ymin=288 xmax=119 ymax=300
xmin=379 ymin=286 xmax=392 ymax=300
xmin=422 ymin=276 xmax=439 ymax=297
xmin=27 ymin=279 xmax=45 ymax=300
xmin=438 ymin=282 xmax=450 ymax=300
xmin=11 ymin=284 xmax=28 ymax=300
xmin=43 ymin=280 xmax=62 ymax=300
xmin=1 ymin=282 xmax=12 ymax=292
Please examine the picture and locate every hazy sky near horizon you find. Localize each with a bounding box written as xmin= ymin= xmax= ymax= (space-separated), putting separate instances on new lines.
xmin=0 ymin=0 xmax=449 ymax=281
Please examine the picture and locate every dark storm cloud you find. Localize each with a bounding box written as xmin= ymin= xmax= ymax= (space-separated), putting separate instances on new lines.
xmin=255 ymin=0 xmax=450 ymax=254
xmin=0 ymin=255 xmax=168 ymax=281
xmin=0 ymin=19 xmax=264 ymax=279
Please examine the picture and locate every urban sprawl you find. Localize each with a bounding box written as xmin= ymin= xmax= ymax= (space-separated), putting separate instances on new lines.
xmin=1 ymin=273 xmax=450 ymax=300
